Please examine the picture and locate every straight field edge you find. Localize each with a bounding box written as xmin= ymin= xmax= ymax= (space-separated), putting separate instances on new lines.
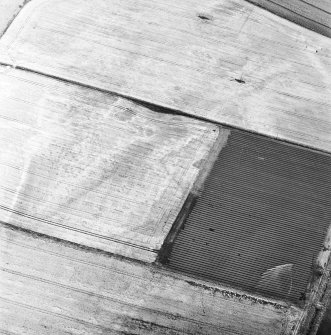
xmin=156 ymin=126 xmax=230 ymax=265
xmin=0 ymin=0 xmax=31 ymax=38
xmin=244 ymin=0 xmax=331 ymax=38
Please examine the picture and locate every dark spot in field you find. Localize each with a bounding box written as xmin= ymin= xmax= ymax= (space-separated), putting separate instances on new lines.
xmin=234 ymin=78 xmax=246 ymax=84
xmin=197 ymin=13 xmax=213 ymax=21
